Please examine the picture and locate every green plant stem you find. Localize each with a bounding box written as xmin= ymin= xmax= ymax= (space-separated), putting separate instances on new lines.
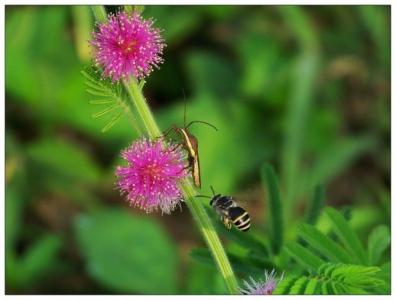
xmin=91 ymin=7 xmax=239 ymax=294
xmin=123 ymin=78 xmax=239 ymax=294
xmin=180 ymin=180 xmax=239 ymax=294
xmin=91 ymin=6 xmax=107 ymax=23
xmin=123 ymin=79 xmax=161 ymax=137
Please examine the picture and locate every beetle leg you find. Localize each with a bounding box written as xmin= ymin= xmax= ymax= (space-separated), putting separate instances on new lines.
xmin=161 ymin=124 xmax=178 ymax=138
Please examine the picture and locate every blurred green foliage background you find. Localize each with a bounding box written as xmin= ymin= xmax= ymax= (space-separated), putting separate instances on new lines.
xmin=5 ymin=5 xmax=390 ymax=294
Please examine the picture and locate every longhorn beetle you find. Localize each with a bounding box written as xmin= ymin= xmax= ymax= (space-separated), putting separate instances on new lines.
xmin=162 ymin=96 xmax=217 ymax=188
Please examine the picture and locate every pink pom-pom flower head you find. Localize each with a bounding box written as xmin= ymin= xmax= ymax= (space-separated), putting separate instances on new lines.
xmin=91 ymin=11 xmax=165 ymax=82
xmin=116 ymin=138 xmax=188 ymax=214
xmin=239 ymin=269 xmax=283 ymax=295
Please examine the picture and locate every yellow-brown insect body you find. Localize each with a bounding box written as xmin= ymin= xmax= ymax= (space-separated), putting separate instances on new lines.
xmin=177 ymin=127 xmax=201 ymax=188
xmin=162 ymin=98 xmax=217 ymax=189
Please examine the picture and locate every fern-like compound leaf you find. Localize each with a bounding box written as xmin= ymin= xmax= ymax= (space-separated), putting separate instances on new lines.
xmin=81 ymin=66 xmax=141 ymax=134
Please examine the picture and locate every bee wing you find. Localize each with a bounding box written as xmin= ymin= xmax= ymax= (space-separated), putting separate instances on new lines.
xmin=228 ymin=195 xmax=255 ymax=210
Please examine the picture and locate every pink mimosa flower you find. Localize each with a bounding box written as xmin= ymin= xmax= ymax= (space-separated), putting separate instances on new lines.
xmin=91 ymin=11 xmax=165 ymax=81
xmin=240 ymin=269 xmax=283 ymax=295
xmin=116 ymin=138 xmax=188 ymax=214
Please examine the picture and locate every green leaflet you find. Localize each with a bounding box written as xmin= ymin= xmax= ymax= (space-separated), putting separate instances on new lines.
xmin=304 ymin=277 xmax=319 ymax=294
xmin=285 ymin=242 xmax=325 ymax=271
xmin=261 ymin=164 xmax=283 ymax=255
xmin=274 ymin=263 xmax=384 ymax=295
xmin=81 ymin=67 xmax=141 ymax=134
xmin=298 ymin=224 xmax=352 ymax=263
xmin=305 ymin=185 xmax=325 ymax=225
xmin=289 ymin=277 xmax=309 ymax=295
xmin=325 ymin=207 xmax=368 ymax=265
xmin=273 ymin=275 xmax=299 ymax=295
xmin=281 ymin=208 xmax=390 ymax=295
xmin=367 ymin=225 xmax=390 ymax=265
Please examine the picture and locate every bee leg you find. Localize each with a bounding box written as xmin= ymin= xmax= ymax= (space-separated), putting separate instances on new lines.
xmin=221 ymin=216 xmax=233 ymax=229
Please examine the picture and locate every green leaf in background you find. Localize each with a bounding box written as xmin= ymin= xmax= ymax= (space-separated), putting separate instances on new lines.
xmin=7 ymin=233 xmax=63 ymax=289
xmin=348 ymin=205 xmax=385 ymax=234
xmin=144 ymin=6 xmax=201 ymax=45
xmin=279 ymin=5 xmax=319 ymax=215
xmin=71 ymin=6 xmax=92 ymax=62
xmin=25 ymin=137 xmax=103 ymax=209
xmin=375 ymin=261 xmax=390 ymax=294
xmin=305 ymin=185 xmax=325 ymax=225
xmin=284 ymin=242 xmax=325 ymax=271
xmin=5 ymin=183 xmax=25 ymax=251
xmin=74 ymin=209 xmax=178 ymax=294
xmin=278 ymin=6 xmax=319 ymax=52
xmin=298 ymin=224 xmax=352 ymax=263
xmin=190 ymin=248 xmax=264 ymax=277
xmin=372 ymin=183 xmax=391 ymax=225
xmin=185 ymin=261 xmax=227 ymax=295
xmin=26 ymin=137 xmax=101 ymax=185
xmin=6 ymin=6 xmax=71 ymax=105
xmin=5 ymin=132 xmax=27 ymax=251
xmin=261 ymin=164 xmax=283 ymax=255
xmin=200 ymin=5 xmax=238 ymax=20
xmin=358 ymin=6 xmax=390 ymax=70
xmin=324 ymin=207 xmax=368 ymax=265
xmin=185 ymin=51 xmax=239 ymax=98
xmin=281 ymin=53 xmax=319 ymax=214
xmin=303 ymin=137 xmax=375 ymax=196
xmin=237 ymin=31 xmax=288 ymax=105
xmin=18 ymin=234 xmax=63 ymax=287
xmin=367 ymin=225 xmax=390 ymax=265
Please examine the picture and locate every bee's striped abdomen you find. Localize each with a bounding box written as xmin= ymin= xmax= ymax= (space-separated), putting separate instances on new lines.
xmin=229 ymin=207 xmax=251 ymax=232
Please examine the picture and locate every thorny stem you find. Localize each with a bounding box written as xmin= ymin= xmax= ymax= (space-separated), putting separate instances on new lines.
xmin=91 ymin=6 xmax=239 ymax=294
xmin=124 ymin=78 xmax=239 ymax=295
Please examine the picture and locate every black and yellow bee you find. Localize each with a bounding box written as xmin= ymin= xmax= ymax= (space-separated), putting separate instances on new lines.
xmin=198 ymin=187 xmax=251 ymax=232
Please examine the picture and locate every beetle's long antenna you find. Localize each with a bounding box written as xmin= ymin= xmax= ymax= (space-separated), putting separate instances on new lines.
xmin=210 ymin=185 xmax=216 ymax=196
xmin=182 ymin=89 xmax=187 ymax=127
xmin=186 ymin=120 xmax=218 ymax=131
xmin=195 ymin=194 xmax=212 ymax=199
